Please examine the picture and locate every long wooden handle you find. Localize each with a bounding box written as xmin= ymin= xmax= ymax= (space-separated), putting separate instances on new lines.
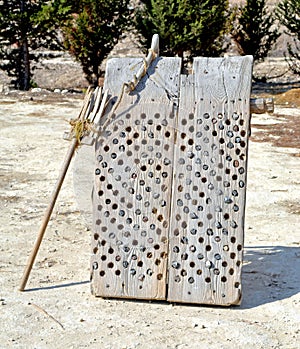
xmin=19 ymin=138 xmax=78 ymax=291
xmin=19 ymin=86 xmax=94 ymax=291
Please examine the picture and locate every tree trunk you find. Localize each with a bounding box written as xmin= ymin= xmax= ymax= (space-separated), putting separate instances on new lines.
xmin=22 ymin=39 xmax=30 ymax=90
xmin=20 ymin=0 xmax=30 ymax=90
xmin=92 ymin=63 xmax=99 ymax=88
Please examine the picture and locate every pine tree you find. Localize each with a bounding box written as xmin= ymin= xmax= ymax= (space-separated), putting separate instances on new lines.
xmin=135 ymin=0 xmax=228 ymax=58
xmin=277 ymin=0 xmax=300 ymax=74
xmin=61 ymin=0 xmax=130 ymax=86
xmin=230 ymin=0 xmax=280 ymax=62
xmin=0 ymin=0 xmax=70 ymax=90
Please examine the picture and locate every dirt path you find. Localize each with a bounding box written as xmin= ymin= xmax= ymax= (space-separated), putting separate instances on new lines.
xmin=0 ymin=91 xmax=299 ymax=348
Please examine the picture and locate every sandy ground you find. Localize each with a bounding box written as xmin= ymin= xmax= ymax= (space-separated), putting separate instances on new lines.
xmin=0 ymin=83 xmax=299 ymax=349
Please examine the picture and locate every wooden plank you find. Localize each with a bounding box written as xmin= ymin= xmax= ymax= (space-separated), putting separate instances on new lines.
xmin=72 ymin=96 xmax=272 ymax=231
xmin=91 ymin=57 xmax=182 ymax=299
xmin=167 ymin=56 xmax=253 ymax=305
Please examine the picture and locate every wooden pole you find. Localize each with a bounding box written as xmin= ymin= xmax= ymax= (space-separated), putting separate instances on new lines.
xmin=19 ymin=138 xmax=78 ymax=291
xmin=19 ymin=87 xmax=92 ymax=291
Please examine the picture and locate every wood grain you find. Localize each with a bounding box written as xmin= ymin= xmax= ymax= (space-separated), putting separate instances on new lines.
xmin=91 ymin=57 xmax=182 ymax=299
xmin=167 ymin=56 xmax=253 ymax=305
xmin=91 ymin=55 xmax=253 ymax=305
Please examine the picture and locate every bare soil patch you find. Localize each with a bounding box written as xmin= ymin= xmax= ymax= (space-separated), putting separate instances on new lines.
xmin=0 ymin=52 xmax=299 ymax=348
xmin=251 ymin=111 xmax=300 ymax=151
xmin=275 ymin=88 xmax=300 ymax=108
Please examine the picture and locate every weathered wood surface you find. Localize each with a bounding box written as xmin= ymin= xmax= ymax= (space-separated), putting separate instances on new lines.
xmin=90 ymin=55 xmax=253 ymax=305
xmin=167 ymin=56 xmax=253 ymax=305
xmin=73 ymin=99 xmax=272 ymax=228
xmin=91 ymin=57 xmax=182 ymax=299
xmin=250 ymin=97 xmax=274 ymax=114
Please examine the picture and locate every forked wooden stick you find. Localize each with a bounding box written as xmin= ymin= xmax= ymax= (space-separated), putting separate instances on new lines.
xmin=19 ymin=87 xmax=93 ymax=291
xmin=124 ymin=34 xmax=159 ymax=92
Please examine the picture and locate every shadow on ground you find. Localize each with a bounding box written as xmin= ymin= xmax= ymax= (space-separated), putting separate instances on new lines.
xmin=24 ymin=280 xmax=90 ymax=292
xmin=241 ymin=245 xmax=300 ymax=309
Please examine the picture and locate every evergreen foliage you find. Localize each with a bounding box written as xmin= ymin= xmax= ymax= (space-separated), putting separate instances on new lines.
xmin=277 ymin=0 xmax=300 ymax=74
xmin=230 ymin=0 xmax=280 ymax=62
xmin=135 ymin=0 xmax=229 ymax=58
xmin=61 ymin=0 xmax=130 ymax=86
xmin=0 ymin=0 xmax=70 ymax=90
xmin=1 ymin=0 xmax=298 ymax=90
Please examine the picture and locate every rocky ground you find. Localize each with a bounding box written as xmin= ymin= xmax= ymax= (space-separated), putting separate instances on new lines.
xmin=0 ymin=45 xmax=299 ymax=348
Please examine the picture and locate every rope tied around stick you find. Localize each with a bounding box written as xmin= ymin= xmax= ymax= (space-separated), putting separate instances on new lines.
xmin=69 ymin=118 xmax=93 ymax=144
xmin=123 ymin=35 xmax=159 ymax=94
